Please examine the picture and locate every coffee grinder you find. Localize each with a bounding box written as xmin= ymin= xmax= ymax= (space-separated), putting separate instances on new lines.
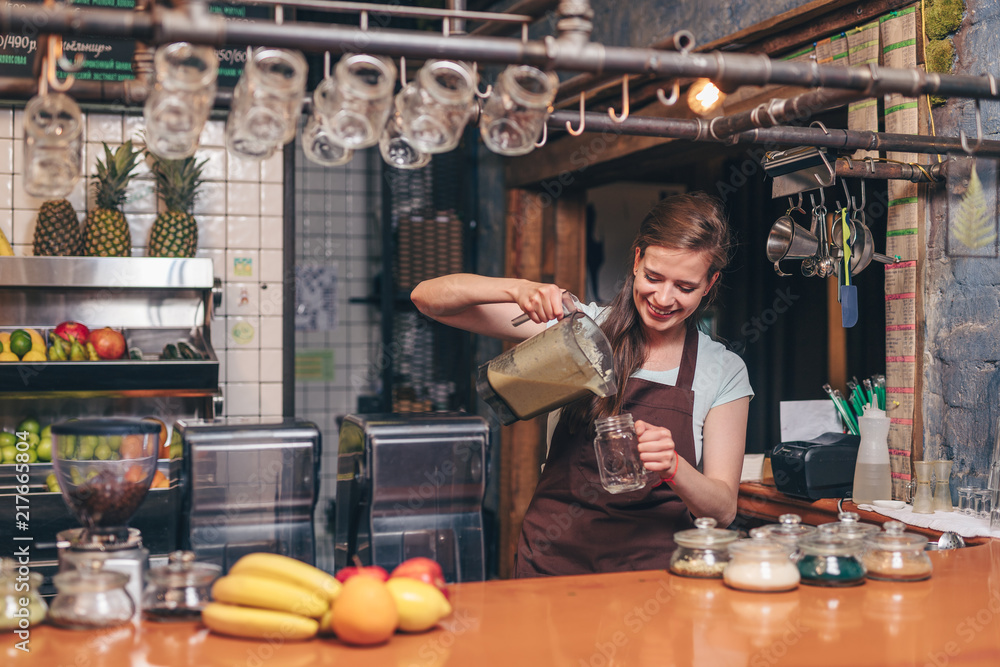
xmin=51 ymin=418 xmax=162 ymax=617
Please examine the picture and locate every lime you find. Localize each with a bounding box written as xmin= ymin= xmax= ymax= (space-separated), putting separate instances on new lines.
xmin=16 ymin=417 xmax=40 ymax=435
xmin=0 ymin=432 xmax=15 ymax=448
xmin=94 ymin=443 xmax=112 ymax=461
xmin=1 ymin=445 xmax=16 ymax=464
xmin=9 ymin=331 xmax=32 ymax=358
xmin=36 ymin=439 xmax=52 ymax=462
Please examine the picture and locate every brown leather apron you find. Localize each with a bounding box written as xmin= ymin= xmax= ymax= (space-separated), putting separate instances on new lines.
xmin=514 ymin=324 xmax=699 ymax=577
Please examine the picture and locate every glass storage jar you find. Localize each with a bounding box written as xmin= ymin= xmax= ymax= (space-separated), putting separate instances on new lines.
xmin=0 ymin=559 xmax=47 ymax=631
xmin=818 ymin=511 xmax=880 ymax=542
xmin=749 ymin=513 xmax=817 ymax=560
xmin=669 ymin=517 xmax=738 ymax=579
xmin=723 ymin=534 xmax=800 ymax=592
xmin=142 ymin=551 xmax=221 ymax=622
xmin=48 ymin=562 xmax=135 ymax=630
xmin=796 ymin=532 xmax=867 ymax=587
xmin=862 ymin=521 xmax=933 ymax=582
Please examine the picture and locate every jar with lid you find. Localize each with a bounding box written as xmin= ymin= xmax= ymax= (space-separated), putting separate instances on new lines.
xmin=0 ymin=558 xmax=47 ymax=632
xmin=818 ymin=511 xmax=879 ymax=542
xmin=48 ymin=561 xmax=135 ymax=630
xmin=796 ymin=532 xmax=867 ymax=587
xmin=142 ymin=551 xmax=221 ymax=622
xmin=669 ymin=517 xmax=738 ymax=578
xmin=723 ymin=534 xmax=800 ymax=592
xmin=861 ymin=521 xmax=933 ymax=582
xmin=749 ymin=513 xmax=817 ymax=560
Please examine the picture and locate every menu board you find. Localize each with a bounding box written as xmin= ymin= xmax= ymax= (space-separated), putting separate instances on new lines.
xmin=0 ymin=1 xmax=270 ymax=87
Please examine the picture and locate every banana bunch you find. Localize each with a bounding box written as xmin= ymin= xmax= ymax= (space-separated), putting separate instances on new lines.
xmin=202 ymin=553 xmax=343 ymax=642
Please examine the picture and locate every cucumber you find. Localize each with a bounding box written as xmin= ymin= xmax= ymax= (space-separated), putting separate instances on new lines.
xmin=161 ymin=343 xmax=179 ymax=360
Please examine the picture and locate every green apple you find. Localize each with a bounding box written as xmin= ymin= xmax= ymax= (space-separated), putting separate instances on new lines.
xmin=1 ymin=445 xmax=16 ymax=464
xmin=26 ymin=433 xmax=39 ymax=447
xmin=40 ymin=425 xmax=51 ymax=439
xmin=0 ymin=432 xmax=15 ymax=448
xmin=94 ymin=443 xmax=112 ymax=461
xmin=16 ymin=417 xmax=40 ymax=435
xmin=36 ymin=439 xmax=52 ymax=463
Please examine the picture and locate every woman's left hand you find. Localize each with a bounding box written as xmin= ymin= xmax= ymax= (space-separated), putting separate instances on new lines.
xmin=635 ymin=419 xmax=677 ymax=478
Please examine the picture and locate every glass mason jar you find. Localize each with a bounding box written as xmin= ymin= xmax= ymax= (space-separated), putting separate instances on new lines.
xmin=796 ymin=532 xmax=867 ymax=587
xmin=226 ymin=47 xmax=308 ymax=160
xmin=669 ymin=517 xmax=738 ymax=578
xmin=862 ymin=521 xmax=933 ymax=582
xmin=23 ymin=92 xmax=83 ymax=199
xmin=724 ymin=534 xmax=800 ymax=592
xmin=48 ymin=564 xmax=135 ymax=630
xmin=479 ymin=65 xmax=558 ymax=156
xmin=593 ymin=412 xmax=646 ymax=494
xmin=0 ymin=559 xmax=47 ymax=632
xmin=379 ymin=110 xmax=431 ymax=170
xmin=315 ymin=54 xmax=396 ymax=150
xmin=749 ymin=513 xmax=817 ymax=561
xmin=301 ymin=111 xmax=354 ymax=167
xmin=818 ymin=511 xmax=880 ymax=542
xmin=142 ymin=551 xmax=221 ymax=622
xmin=396 ymin=59 xmax=476 ymax=154
xmin=144 ymin=42 xmax=219 ymax=159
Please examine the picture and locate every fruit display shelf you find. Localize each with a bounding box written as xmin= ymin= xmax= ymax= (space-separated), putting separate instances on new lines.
xmin=0 ymin=327 xmax=219 ymax=397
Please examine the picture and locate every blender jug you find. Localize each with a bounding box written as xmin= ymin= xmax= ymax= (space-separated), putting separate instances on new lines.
xmin=476 ymin=311 xmax=617 ymax=425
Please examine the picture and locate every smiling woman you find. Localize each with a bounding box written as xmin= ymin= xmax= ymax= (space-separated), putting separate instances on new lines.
xmin=411 ymin=192 xmax=753 ymax=578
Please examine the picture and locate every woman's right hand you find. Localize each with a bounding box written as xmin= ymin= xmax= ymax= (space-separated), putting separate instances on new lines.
xmin=511 ymin=281 xmax=570 ymax=324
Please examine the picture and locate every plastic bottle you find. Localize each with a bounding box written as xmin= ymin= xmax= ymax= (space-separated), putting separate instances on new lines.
xmin=852 ymin=404 xmax=892 ymax=504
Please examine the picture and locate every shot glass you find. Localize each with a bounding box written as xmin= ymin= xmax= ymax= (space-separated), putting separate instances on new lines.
xmin=974 ymin=488 xmax=992 ymax=521
xmin=957 ymin=486 xmax=977 ymax=516
xmin=378 ymin=110 xmax=431 ymax=170
xmin=396 ymin=59 xmax=476 ymax=154
xmin=479 ymin=64 xmax=558 ymax=156
xmin=226 ymin=47 xmax=308 ymax=160
xmin=301 ymin=112 xmax=354 ymax=167
xmin=23 ymin=92 xmax=83 ymax=199
xmin=144 ymin=42 xmax=218 ymax=159
xmin=314 ymin=54 xmax=396 ymax=150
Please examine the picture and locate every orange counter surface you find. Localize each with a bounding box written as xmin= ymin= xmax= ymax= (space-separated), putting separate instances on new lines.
xmin=10 ymin=541 xmax=1000 ymax=667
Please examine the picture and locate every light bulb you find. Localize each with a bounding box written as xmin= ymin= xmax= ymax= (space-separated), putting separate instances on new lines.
xmin=687 ymin=78 xmax=726 ymax=117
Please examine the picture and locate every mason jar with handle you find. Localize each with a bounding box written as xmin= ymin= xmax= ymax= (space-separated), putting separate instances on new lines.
xmin=479 ymin=65 xmax=558 ymax=156
xmin=396 ymin=60 xmax=476 ymax=154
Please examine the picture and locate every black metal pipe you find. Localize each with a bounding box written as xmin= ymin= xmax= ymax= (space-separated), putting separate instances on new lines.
xmin=835 ymin=159 xmax=943 ymax=183
xmin=3 ymin=4 xmax=999 ymax=101
xmin=709 ymin=88 xmax=865 ymax=139
xmin=547 ymin=110 xmax=1000 ymax=159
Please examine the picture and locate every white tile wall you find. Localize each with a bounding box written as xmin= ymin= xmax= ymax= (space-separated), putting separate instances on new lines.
xmin=0 ymin=108 xmax=284 ymax=420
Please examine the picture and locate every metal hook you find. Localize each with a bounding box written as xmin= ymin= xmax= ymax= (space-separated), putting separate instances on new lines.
xmin=810 ymin=120 xmax=830 ymax=135
xmin=323 ymin=51 xmax=331 ymax=80
xmin=472 ymin=62 xmax=492 ymax=99
xmin=399 ymin=56 xmax=407 ymax=87
xmin=656 ymin=80 xmax=680 ymax=107
xmin=566 ymin=92 xmax=586 ymax=136
xmin=360 ymin=10 xmax=368 ymax=31
xmin=46 ymin=36 xmax=81 ymax=92
xmin=609 ymin=75 xmax=629 ymax=123
xmin=534 ymin=121 xmax=548 ymax=148
xmin=960 ymin=98 xmax=984 ymax=155
xmin=841 ymin=177 xmax=856 ymax=213
xmin=521 ymin=23 xmax=529 ymax=43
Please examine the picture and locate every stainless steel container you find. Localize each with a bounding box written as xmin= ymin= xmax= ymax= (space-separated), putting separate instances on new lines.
xmin=335 ymin=413 xmax=489 ymax=582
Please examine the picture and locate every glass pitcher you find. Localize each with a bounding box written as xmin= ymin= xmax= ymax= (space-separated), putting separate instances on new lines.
xmin=476 ymin=311 xmax=617 ymax=425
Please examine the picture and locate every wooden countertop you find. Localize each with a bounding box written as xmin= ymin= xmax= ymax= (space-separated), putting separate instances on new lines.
xmin=738 ymin=482 xmax=994 ymax=546
xmin=14 ymin=542 xmax=1000 ymax=666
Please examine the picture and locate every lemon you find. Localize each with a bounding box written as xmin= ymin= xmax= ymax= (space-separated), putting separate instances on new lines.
xmin=24 ymin=329 xmax=45 ymax=352
xmin=385 ymin=577 xmax=452 ymax=633
xmin=0 ymin=351 xmax=18 ymax=362
xmin=0 ymin=332 xmax=9 ymax=349
xmin=21 ymin=350 xmax=46 ymax=362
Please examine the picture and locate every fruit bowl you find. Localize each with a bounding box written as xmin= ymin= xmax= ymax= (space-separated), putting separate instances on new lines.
xmin=51 ymin=419 xmax=161 ymax=538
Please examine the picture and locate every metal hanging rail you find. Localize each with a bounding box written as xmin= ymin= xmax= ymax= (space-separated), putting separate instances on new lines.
xmin=2 ymin=3 xmax=999 ymax=102
xmin=545 ymin=110 xmax=1000 ymax=160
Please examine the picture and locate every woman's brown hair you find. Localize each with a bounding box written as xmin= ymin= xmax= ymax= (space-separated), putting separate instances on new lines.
xmin=562 ymin=191 xmax=732 ymax=433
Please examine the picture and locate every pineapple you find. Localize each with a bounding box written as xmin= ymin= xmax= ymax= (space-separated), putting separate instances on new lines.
xmin=147 ymin=153 xmax=207 ymax=258
xmin=83 ymin=141 xmax=143 ymax=257
xmin=33 ymin=199 xmax=83 ymax=256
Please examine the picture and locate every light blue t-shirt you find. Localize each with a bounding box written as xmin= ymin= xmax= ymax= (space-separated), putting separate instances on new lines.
xmin=549 ymin=302 xmax=754 ymax=465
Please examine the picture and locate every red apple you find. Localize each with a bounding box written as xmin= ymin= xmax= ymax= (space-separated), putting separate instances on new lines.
xmin=88 ymin=327 xmax=126 ymax=360
xmin=390 ymin=557 xmax=449 ymax=599
xmin=335 ymin=564 xmax=389 ymax=583
xmin=54 ymin=321 xmax=90 ymax=344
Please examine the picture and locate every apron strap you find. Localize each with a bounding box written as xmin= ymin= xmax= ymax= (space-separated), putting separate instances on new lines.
xmin=675 ymin=323 xmax=699 ymax=391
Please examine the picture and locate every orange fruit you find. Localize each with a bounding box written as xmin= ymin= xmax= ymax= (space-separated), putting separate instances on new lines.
xmin=329 ymin=575 xmax=398 ymax=646
xmin=120 ymin=434 xmax=146 ymax=459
